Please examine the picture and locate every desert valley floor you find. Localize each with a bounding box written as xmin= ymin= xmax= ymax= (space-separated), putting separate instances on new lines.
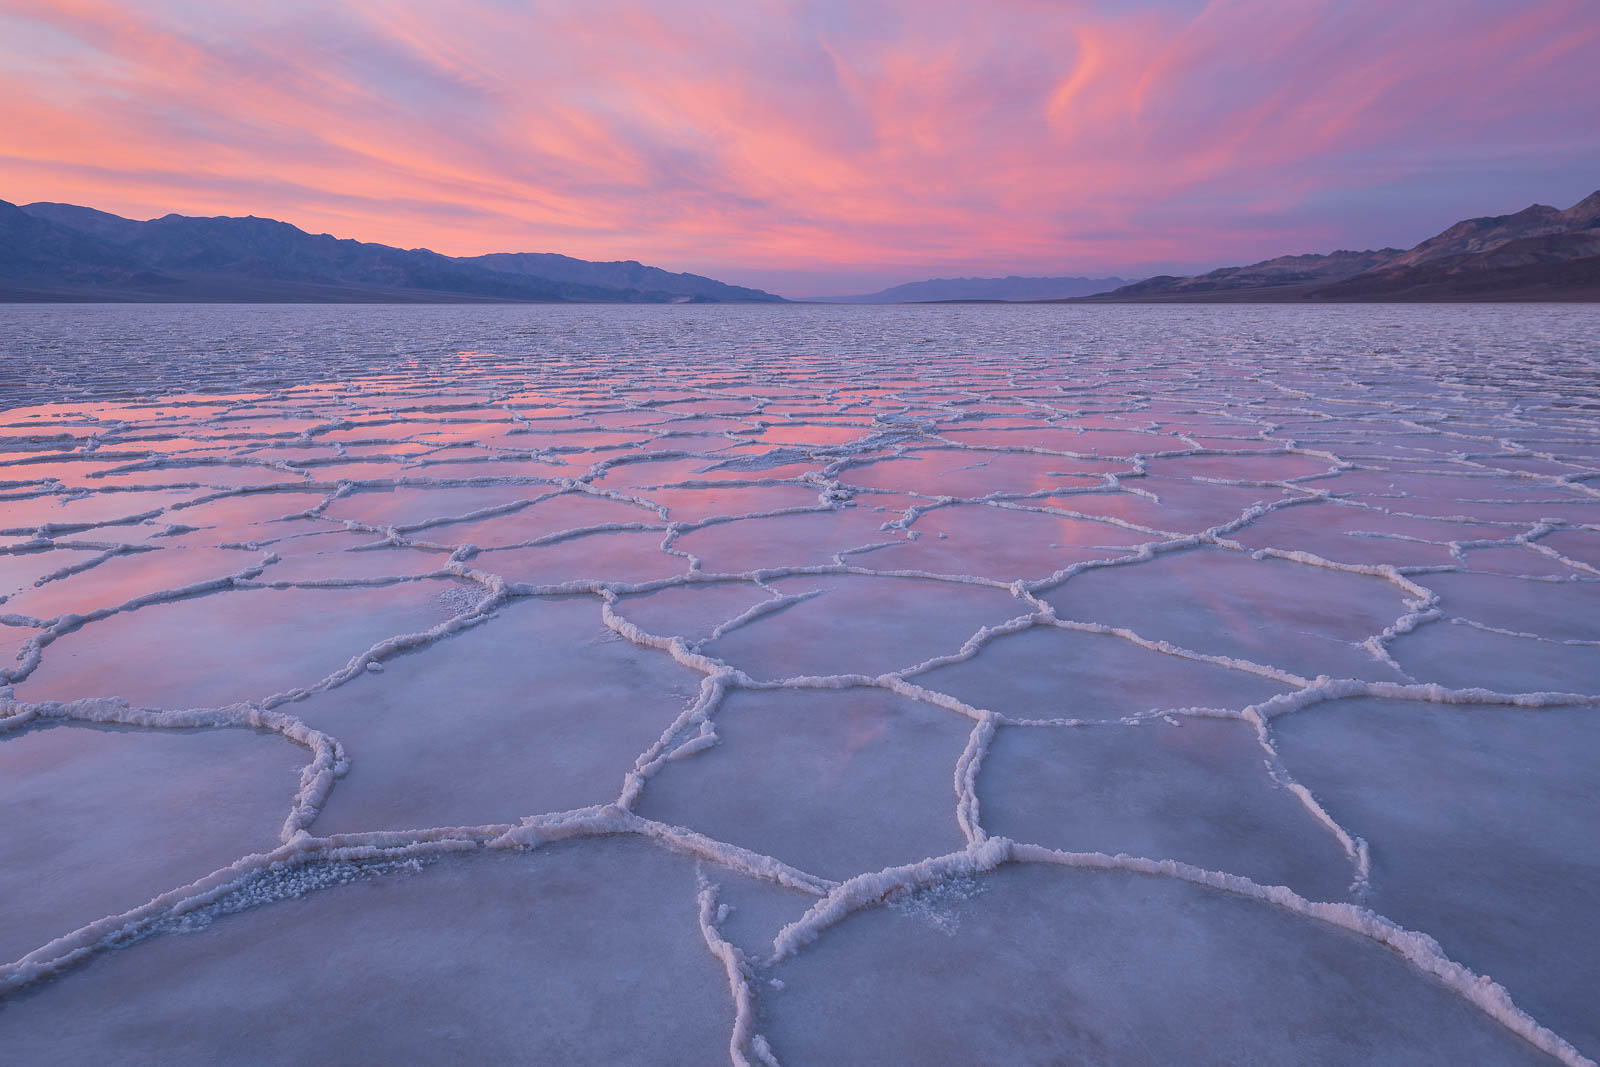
xmin=0 ymin=304 xmax=1597 ymax=1065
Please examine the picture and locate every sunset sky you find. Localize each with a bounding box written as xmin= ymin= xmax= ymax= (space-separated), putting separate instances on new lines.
xmin=3 ymin=0 xmax=1597 ymax=296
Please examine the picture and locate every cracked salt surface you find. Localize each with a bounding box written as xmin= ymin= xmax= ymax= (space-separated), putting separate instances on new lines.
xmin=1 ymin=302 xmax=1598 ymax=1065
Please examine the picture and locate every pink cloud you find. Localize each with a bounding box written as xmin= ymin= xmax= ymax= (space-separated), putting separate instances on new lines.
xmin=1 ymin=0 xmax=1595 ymax=294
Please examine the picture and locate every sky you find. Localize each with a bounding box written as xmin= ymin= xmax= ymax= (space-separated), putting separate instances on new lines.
xmin=2 ymin=0 xmax=1597 ymax=297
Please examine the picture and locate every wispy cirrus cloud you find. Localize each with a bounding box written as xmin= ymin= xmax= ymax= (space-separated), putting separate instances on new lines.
xmin=2 ymin=0 xmax=1596 ymax=294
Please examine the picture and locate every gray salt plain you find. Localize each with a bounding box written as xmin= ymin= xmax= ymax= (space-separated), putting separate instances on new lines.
xmin=0 ymin=302 xmax=1598 ymax=1065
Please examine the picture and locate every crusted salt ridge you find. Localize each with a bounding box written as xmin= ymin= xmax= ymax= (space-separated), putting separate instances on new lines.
xmin=953 ymin=713 xmax=997 ymax=844
xmin=0 ymin=694 xmax=344 ymax=841
xmin=1450 ymin=615 xmax=1600 ymax=648
xmin=3 ymin=350 xmax=1599 ymax=1063
xmin=698 ymin=877 xmax=783 ymax=1067
xmin=1 ymin=552 xmax=278 ymax=683
xmin=0 ymin=544 xmax=145 ymax=602
xmin=768 ymin=845 xmax=1600 ymax=1060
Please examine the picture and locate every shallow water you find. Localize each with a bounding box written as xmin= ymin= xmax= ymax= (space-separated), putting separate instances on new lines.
xmin=1 ymin=303 xmax=1597 ymax=1065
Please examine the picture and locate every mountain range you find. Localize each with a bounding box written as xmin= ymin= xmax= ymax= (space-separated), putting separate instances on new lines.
xmin=817 ymin=274 xmax=1131 ymax=303
xmin=1082 ymin=190 xmax=1600 ymax=302
xmin=3 ymin=190 xmax=1597 ymax=304
xmin=0 ymin=200 xmax=782 ymax=303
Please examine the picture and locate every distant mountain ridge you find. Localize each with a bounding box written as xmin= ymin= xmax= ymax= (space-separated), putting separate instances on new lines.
xmin=1103 ymin=249 xmax=1404 ymax=299
xmin=819 ymin=274 xmax=1130 ymax=303
xmin=1085 ymin=190 xmax=1600 ymax=302
xmin=459 ymin=251 xmax=776 ymax=302
xmin=1 ymin=200 xmax=784 ymax=303
xmin=1385 ymin=192 xmax=1600 ymax=269
xmin=5 ymin=190 xmax=1595 ymax=305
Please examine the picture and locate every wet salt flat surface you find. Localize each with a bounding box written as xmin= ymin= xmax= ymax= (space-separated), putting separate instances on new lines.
xmin=1 ymin=303 xmax=1598 ymax=1065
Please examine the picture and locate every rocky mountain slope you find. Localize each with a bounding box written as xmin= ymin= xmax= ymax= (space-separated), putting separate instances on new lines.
xmin=1088 ymin=190 xmax=1600 ymax=302
xmin=2 ymin=201 xmax=783 ymax=303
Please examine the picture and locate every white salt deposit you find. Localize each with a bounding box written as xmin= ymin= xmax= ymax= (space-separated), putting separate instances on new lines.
xmin=0 ymin=303 xmax=1597 ymax=1064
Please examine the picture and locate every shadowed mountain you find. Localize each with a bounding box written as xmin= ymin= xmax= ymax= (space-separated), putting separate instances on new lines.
xmin=19 ymin=202 xmax=150 ymax=245
xmin=1315 ymin=227 xmax=1600 ymax=301
xmin=1101 ymin=249 xmax=1403 ymax=300
xmin=462 ymin=252 xmax=779 ymax=302
xmin=3 ymin=201 xmax=784 ymax=303
xmin=1085 ymin=190 xmax=1600 ymax=302
xmin=817 ymin=274 xmax=1130 ymax=303
xmin=1383 ymin=190 xmax=1600 ymax=269
xmin=0 ymin=201 xmax=163 ymax=290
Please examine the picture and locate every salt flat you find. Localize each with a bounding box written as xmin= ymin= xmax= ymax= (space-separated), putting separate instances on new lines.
xmin=1 ymin=303 xmax=1597 ymax=1065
